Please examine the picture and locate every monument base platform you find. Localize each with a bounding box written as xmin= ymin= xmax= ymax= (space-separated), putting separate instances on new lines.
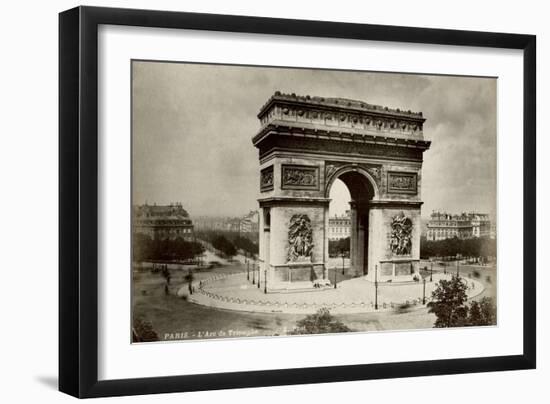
xmin=365 ymin=258 xmax=421 ymax=283
xmin=267 ymin=281 xmax=332 ymax=294
xmin=267 ymin=261 xmax=328 ymax=293
xmin=362 ymin=275 xmax=421 ymax=285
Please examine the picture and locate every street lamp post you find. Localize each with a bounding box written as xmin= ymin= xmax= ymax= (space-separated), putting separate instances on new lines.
xmin=252 ymin=261 xmax=255 ymax=285
xmin=430 ymin=261 xmax=433 ymax=282
xmin=264 ymin=269 xmax=267 ymax=294
xmin=374 ymin=264 xmax=378 ymax=310
xmin=422 ymin=277 xmax=426 ymax=305
xmin=246 ymin=257 xmax=250 ymax=281
xmin=257 ymin=264 xmax=260 ymax=289
xmin=341 ymin=248 xmax=345 ymax=275
xmin=456 ymin=257 xmax=460 ymax=277
xmin=334 ymin=265 xmax=337 ymax=289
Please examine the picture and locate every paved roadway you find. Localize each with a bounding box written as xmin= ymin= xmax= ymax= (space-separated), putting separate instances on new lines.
xmin=133 ymin=258 xmax=496 ymax=341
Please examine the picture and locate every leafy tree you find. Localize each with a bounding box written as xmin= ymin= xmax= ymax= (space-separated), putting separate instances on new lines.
xmin=212 ymin=235 xmax=237 ymax=258
xmin=476 ymin=297 xmax=496 ymax=325
xmin=466 ymin=297 xmax=496 ymax=326
xmin=233 ymin=236 xmax=259 ymax=256
xmin=132 ymin=235 xmax=204 ymax=263
xmin=290 ymin=308 xmax=351 ymax=335
xmin=132 ymin=318 xmax=159 ymax=342
xmin=420 ymin=236 xmax=496 ymax=261
xmin=427 ymin=275 xmax=469 ymax=327
xmin=195 ymin=229 xmax=259 ymax=246
xmin=133 ymin=233 xmax=154 ymax=262
xmin=467 ymin=300 xmax=483 ymax=325
xmin=329 ymin=237 xmax=350 ymax=257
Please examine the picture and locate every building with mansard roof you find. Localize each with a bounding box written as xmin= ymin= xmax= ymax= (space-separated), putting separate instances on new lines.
xmin=133 ymin=203 xmax=194 ymax=241
xmin=328 ymin=211 xmax=351 ymax=241
xmin=426 ymin=211 xmax=491 ymax=241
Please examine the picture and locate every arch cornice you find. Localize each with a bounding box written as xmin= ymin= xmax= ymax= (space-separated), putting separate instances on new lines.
xmin=258 ymin=196 xmax=331 ymax=208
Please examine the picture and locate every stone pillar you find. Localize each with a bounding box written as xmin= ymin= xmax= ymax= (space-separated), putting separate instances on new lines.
xmin=366 ymin=208 xmax=384 ymax=282
xmin=269 ymin=207 xmax=287 ymax=266
xmin=323 ymin=205 xmax=330 ymax=280
xmin=365 ymin=206 xmax=422 ymax=282
xmin=264 ymin=229 xmax=270 ymax=286
xmin=260 ymin=203 xmax=328 ymax=290
xmin=356 ymin=217 xmax=365 ymax=277
xmin=258 ymin=207 xmax=266 ymax=270
xmin=349 ymin=202 xmax=357 ymax=274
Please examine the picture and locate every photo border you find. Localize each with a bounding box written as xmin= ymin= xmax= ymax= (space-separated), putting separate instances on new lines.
xmin=59 ymin=6 xmax=536 ymax=398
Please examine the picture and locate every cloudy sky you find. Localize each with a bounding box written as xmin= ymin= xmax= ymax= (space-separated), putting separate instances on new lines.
xmin=132 ymin=61 xmax=496 ymax=219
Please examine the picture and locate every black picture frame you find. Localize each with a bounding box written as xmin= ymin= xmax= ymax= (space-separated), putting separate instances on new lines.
xmin=59 ymin=5 xmax=536 ymax=398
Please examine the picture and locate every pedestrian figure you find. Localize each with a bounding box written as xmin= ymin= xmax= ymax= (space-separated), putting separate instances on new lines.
xmin=162 ymin=265 xmax=171 ymax=284
xmin=164 ymin=283 xmax=169 ymax=295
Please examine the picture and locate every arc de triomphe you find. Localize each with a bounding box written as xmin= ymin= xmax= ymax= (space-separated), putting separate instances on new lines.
xmin=252 ymin=92 xmax=431 ymax=292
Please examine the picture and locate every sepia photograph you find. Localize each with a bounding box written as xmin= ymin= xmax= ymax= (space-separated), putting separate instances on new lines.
xmin=131 ymin=60 xmax=497 ymax=343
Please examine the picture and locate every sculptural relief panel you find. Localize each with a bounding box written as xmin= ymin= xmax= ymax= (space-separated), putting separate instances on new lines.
xmin=287 ymin=214 xmax=314 ymax=262
xmin=270 ymin=102 xmax=424 ymax=136
xmin=260 ymin=165 xmax=274 ymax=192
xmin=387 ymin=171 xmax=418 ymax=195
xmin=389 ymin=212 xmax=413 ymax=256
xmin=281 ymin=164 xmax=319 ymax=190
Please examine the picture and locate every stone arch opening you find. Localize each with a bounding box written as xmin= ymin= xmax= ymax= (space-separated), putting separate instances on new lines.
xmin=325 ymin=166 xmax=379 ymax=201
xmin=327 ymin=169 xmax=376 ymax=277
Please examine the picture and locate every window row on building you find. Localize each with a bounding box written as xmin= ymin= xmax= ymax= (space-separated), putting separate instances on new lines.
xmin=427 ymin=211 xmax=492 ymax=241
xmin=328 ymin=210 xmax=351 ymax=241
xmin=133 ymin=203 xmax=195 ymax=241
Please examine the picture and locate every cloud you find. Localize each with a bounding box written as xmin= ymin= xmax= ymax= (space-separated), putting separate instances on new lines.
xmin=132 ymin=61 xmax=496 ymax=218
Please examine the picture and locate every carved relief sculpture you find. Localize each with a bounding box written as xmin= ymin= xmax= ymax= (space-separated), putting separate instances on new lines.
xmin=391 ymin=175 xmax=413 ymax=189
xmin=260 ymin=165 xmax=274 ymax=192
xmin=325 ymin=163 xmax=339 ymax=181
xmin=365 ymin=165 xmax=381 ymax=182
xmin=389 ymin=212 xmax=413 ymax=256
xmin=287 ymin=214 xmax=314 ymax=262
xmin=387 ymin=171 xmax=418 ymax=194
xmin=281 ymin=165 xmax=319 ymax=190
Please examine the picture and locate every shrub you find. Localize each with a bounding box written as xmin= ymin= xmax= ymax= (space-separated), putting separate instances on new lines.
xmin=132 ymin=318 xmax=159 ymax=342
xmin=290 ymin=308 xmax=351 ymax=335
xmin=467 ymin=297 xmax=496 ymax=326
